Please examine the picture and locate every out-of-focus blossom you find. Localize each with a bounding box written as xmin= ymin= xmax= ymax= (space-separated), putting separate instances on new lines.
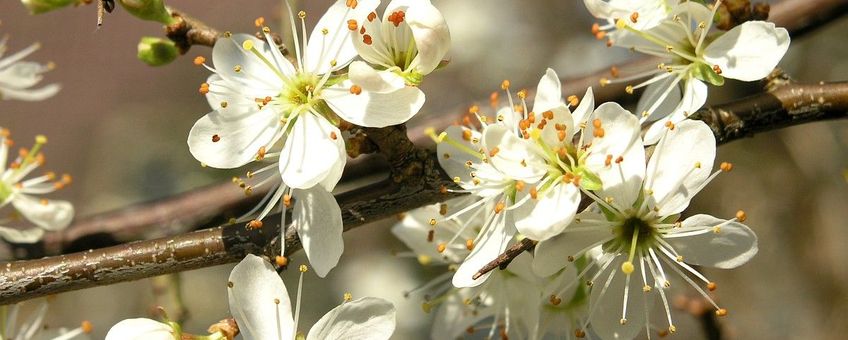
xmin=0 ymin=129 xmax=73 ymax=244
xmin=0 ymin=36 xmax=60 ymax=101
xmin=1 ymin=299 xmax=92 ymax=340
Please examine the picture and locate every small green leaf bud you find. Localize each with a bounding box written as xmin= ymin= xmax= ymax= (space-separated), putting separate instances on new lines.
xmin=137 ymin=37 xmax=178 ymax=66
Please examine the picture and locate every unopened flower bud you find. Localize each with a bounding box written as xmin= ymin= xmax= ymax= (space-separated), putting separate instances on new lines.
xmin=20 ymin=0 xmax=75 ymax=14
xmin=119 ymin=0 xmax=176 ymax=24
xmin=137 ymin=37 xmax=179 ymax=66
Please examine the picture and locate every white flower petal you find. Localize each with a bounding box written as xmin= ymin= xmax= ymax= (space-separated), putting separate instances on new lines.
xmin=482 ymin=125 xmax=546 ymax=182
xmin=532 ymin=216 xmax=611 ymax=277
xmin=305 ymin=0 xmax=380 ymax=74
xmin=537 ymin=105 xmax=576 ymax=148
xmin=589 ymin=256 xmax=649 ymax=340
xmin=513 ymin=183 xmax=580 ymax=241
xmin=0 ymin=84 xmax=60 ymax=101
xmin=348 ymin=61 xmax=406 ymax=93
xmin=646 ymin=120 xmax=715 ymax=216
xmin=391 ymin=202 xmax=474 ymax=264
xmin=279 ymin=114 xmax=344 ymax=189
xmin=12 ymin=195 xmax=73 ymax=231
xmin=306 ymin=297 xmax=396 ymax=340
xmin=432 ymin=287 xmax=496 ymax=339
xmin=351 ymin=10 xmax=393 ymax=67
xmin=228 ymin=254 xmax=294 ymax=340
xmin=668 ymin=214 xmax=758 ymax=269
xmin=583 ymin=102 xmax=645 ymax=208
xmin=105 ymin=318 xmax=174 ymax=340
xmin=406 ymin=1 xmax=451 ymax=75
xmin=436 ymin=126 xmax=484 ymax=190
xmin=635 ymin=75 xmax=682 ymax=124
xmin=704 ymin=21 xmax=790 ymax=81
xmin=293 ymin=186 xmax=343 ymax=278
xmin=452 ymin=215 xmax=516 ymax=287
xmin=0 ymin=226 xmax=44 ymax=243
xmin=324 ymin=80 xmax=424 ymax=128
xmin=532 ymin=68 xmax=563 ymax=113
xmin=212 ymin=34 xmax=285 ymax=93
xmin=0 ymin=61 xmax=50 ymax=89
xmin=188 ymin=107 xmax=280 ymax=169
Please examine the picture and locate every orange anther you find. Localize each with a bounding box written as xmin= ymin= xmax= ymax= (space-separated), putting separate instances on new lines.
xmin=557 ymin=130 xmax=567 ymax=141
xmin=254 ymin=17 xmax=266 ymax=27
xmin=567 ymin=95 xmax=579 ymax=107
xmin=615 ymin=156 xmax=624 ymax=164
xmin=247 ymin=219 xmax=264 ymax=229
xmin=488 ymin=147 xmax=500 ymax=157
xmin=275 ymin=256 xmax=289 ymax=267
xmin=362 ymin=34 xmax=373 ymax=45
xmin=591 ymin=23 xmax=600 ymax=34
xmin=349 ymin=85 xmax=362 ymax=95
xmin=347 ymin=19 xmax=358 ymax=31
xmin=514 ymin=180 xmax=526 ymax=191
xmin=426 ymin=230 xmax=435 ymax=242
xmin=462 ymin=129 xmax=473 ymax=141
xmin=736 ymin=210 xmax=747 ymax=222
xmin=283 ymin=194 xmax=292 ymax=207
xmin=720 ymin=162 xmax=733 ymax=172
xmin=494 ymin=201 xmax=505 ymax=213
xmin=707 ymin=282 xmax=717 ymax=291
xmin=593 ymin=127 xmax=605 ymax=138
xmin=501 ymin=80 xmax=510 ymax=90
xmin=367 ymin=12 xmax=377 ymax=22
xmin=468 ymin=105 xmax=480 ymax=114
xmin=345 ymin=0 xmax=358 ymax=9
xmin=436 ymin=243 xmax=447 ymax=253
xmin=716 ymin=308 xmax=728 ymax=317
xmin=193 ymin=56 xmax=206 ymax=65
xmin=592 ymin=118 xmax=602 ymax=129
xmin=630 ymin=12 xmax=639 ymax=23
xmin=605 ymin=154 xmax=613 ymax=166
xmin=713 ymin=65 xmax=723 ymax=75
xmin=256 ymin=146 xmax=267 ymax=160
xmin=465 ymin=239 xmax=474 ymax=250
xmin=330 ymin=131 xmax=338 ymax=140
xmin=81 ymin=321 xmax=93 ymax=334
xmin=543 ymin=110 xmax=554 ymax=120
xmin=610 ymin=65 xmax=620 ymax=78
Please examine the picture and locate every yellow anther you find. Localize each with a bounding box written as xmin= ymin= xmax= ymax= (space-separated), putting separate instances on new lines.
xmin=500 ymin=80 xmax=510 ymax=90
xmin=615 ymin=18 xmax=627 ymax=29
xmin=343 ymin=292 xmax=353 ymax=301
xmin=417 ymin=254 xmax=432 ymax=266
xmin=549 ymin=295 xmax=562 ymax=306
xmin=299 ymin=264 xmax=308 ymax=273
xmin=428 ymin=218 xmax=437 ymax=226
xmin=620 ymin=318 xmax=627 ymax=325
xmin=298 ymin=11 xmax=306 ymax=19
xmin=621 ymin=261 xmax=634 ymax=274
xmin=625 ymin=85 xmax=634 ymax=94
xmin=668 ymin=325 xmax=677 ymax=333
xmin=643 ymin=285 xmax=652 ymax=292
xmin=35 ymin=135 xmax=47 ymax=144
xmin=242 ymin=39 xmax=255 ymax=51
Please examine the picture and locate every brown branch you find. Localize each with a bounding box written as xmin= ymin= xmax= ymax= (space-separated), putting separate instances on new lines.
xmin=164 ymin=8 xmax=220 ymax=54
xmin=471 ymin=238 xmax=537 ymax=280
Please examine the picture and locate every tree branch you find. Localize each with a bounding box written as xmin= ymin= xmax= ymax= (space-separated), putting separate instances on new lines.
xmin=2 ymin=79 xmax=846 ymax=305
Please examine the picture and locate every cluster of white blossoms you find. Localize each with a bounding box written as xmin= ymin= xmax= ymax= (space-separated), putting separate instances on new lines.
xmin=413 ymin=64 xmax=759 ymax=338
xmin=588 ymin=0 xmax=790 ymax=143
xmin=0 ymin=35 xmax=60 ymax=102
xmin=0 ymin=128 xmax=74 ymax=244
xmin=187 ymin=0 xmax=450 ymax=278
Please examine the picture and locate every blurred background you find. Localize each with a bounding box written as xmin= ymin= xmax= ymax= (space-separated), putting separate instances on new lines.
xmin=0 ymin=0 xmax=846 ymax=339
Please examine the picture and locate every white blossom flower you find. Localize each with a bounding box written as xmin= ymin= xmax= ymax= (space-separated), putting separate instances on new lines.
xmin=188 ymin=0 xmax=424 ymax=276
xmin=510 ymin=68 xmax=643 ymax=242
xmin=533 ymin=120 xmax=757 ymax=339
xmin=0 ymin=129 xmax=74 ymax=244
xmin=1 ymin=299 xmax=92 ymax=340
xmin=105 ymin=318 xmax=177 ymax=340
xmin=429 ymin=84 xmax=544 ymax=287
xmin=227 ymin=254 xmax=397 ymax=340
xmin=0 ymin=36 xmax=60 ymax=101
xmin=586 ymin=0 xmax=674 ymax=38
xmin=593 ymin=1 xmax=789 ymax=144
xmin=349 ymin=0 xmax=451 ymax=88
